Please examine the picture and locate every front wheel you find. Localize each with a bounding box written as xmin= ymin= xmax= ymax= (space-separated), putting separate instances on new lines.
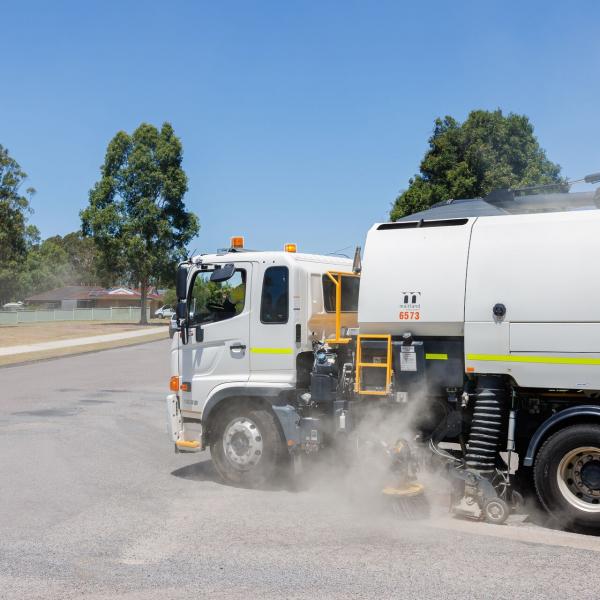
xmin=210 ymin=406 xmax=288 ymax=487
xmin=534 ymin=424 xmax=600 ymax=532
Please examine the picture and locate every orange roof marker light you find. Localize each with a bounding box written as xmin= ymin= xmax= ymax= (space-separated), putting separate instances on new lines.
xmin=231 ymin=236 xmax=245 ymax=249
xmin=284 ymin=243 xmax=297 ymax=253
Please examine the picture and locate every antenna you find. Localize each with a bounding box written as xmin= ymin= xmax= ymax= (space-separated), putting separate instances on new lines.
xmin=188 ymin=248 xmax=198 ymax=261
xmin=326 ymin=245 xmax=353 ymax=257
xmin=352 ymin=246 xmax=362 ymax=273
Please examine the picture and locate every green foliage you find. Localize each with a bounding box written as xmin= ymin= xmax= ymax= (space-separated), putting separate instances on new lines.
xmin=81 ymin=122 xmax=199 ymax=323
xmin=0 ymin=145 xmax=38 ymax=303
xmin=390 ymin=110 xmax=565 ymax=220
xmin=57 ymin=232 xmax=105 ymax=285
xmin=162 ymin=288 xmax=177 ymax=307
xmin=17 ymin=232 xmax=104 ymax=297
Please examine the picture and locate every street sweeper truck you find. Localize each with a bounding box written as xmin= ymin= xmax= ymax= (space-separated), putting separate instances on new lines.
xmin=166 ymin=176 xmax=600 ymax=532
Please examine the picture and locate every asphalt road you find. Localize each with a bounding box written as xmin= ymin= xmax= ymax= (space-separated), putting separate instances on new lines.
xmin=2 ymin=340 xmax=600 ymax=599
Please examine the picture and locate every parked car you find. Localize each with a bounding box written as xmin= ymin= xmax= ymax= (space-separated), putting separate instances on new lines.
xmin=2 ymin=301 xmax=24 ymax=312
xmin=154 ymin=305 xmax=175 ymax=319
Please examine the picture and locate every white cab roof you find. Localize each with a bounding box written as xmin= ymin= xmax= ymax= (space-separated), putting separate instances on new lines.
xmin=191 ymin=250 xmax=353 ymax=269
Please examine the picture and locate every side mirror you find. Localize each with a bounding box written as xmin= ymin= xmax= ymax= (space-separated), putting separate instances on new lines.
xmin=210 ymin=263 xmax=235 ymax=283
xmin=176 ymin=264 xmax=188 ymax=300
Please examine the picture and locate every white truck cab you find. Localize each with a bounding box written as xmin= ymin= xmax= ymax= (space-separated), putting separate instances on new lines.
xmin=166 ymin=241 xmax=356 ymax=480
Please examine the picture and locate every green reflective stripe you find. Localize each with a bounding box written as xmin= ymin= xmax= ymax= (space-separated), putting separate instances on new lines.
xmin=467 ymin=354 xmax=600 ymax=366
xmin=250 ymin=347 xmax=293 ymax=355
xmin=425 ymin=353 xmax=448 ymax=360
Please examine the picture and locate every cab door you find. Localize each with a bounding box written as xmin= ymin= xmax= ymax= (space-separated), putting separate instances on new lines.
xmin=180 ymin=263 xmax=252 ymax=411
xmin=249 ymin=262 xmax=296 ymax=384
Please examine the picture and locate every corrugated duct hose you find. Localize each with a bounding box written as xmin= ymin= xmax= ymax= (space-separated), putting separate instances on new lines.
xmin=465 ymin=376 xmax=507 ymax=473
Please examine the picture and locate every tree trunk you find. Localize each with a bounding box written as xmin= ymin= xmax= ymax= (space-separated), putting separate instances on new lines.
xmin=139 ymin=280 xmax=148 ymax=325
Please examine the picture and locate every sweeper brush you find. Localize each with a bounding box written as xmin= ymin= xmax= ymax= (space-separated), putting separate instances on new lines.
xmin=383 ymin=482 xmax=430 ymax=519
xmin=382 ymin=439 xmax=430 ymax=519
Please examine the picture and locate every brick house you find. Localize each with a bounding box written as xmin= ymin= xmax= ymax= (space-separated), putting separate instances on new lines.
xmin=25 ymin=286 xmax=163 ymax=312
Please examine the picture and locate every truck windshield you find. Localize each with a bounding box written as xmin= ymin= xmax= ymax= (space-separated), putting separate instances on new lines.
xmin=188 ymin=269 xmax=246 ymax=325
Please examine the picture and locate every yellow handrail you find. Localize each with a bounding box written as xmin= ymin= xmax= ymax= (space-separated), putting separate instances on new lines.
xmin=325 ymin=271 xmax=360 ymax=344
xmin=355 ymin=334 xmax=392 ymax=395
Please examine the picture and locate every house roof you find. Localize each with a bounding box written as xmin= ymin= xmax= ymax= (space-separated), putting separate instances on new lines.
xmin=26 ymin=286 xmax=162 ymax=302
xmin=26 ymin=286 xmax=104 ymax=302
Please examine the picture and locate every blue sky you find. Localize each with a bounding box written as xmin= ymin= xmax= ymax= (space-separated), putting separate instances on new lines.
xmin=1 ymin=1 xmax=599 ymax=256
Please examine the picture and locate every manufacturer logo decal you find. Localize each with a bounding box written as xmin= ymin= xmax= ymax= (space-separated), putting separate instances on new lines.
xmin=400 ymin=292 xmax=421 ymax=309
xmin=399 ymin=291 xmax=421 ymax=320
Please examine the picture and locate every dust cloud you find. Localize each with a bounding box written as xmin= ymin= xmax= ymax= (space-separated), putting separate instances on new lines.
xmin=292 ymin=394 xmax=454 ymax=525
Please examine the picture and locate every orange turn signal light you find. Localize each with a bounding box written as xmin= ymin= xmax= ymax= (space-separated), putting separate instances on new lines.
xmin=170 ymin=376 xmax=180 ymax=392
xmin=231 ymin=236 xmax=245 ymax=249
xmin=284 ymin=243 xmax=297 ymax=253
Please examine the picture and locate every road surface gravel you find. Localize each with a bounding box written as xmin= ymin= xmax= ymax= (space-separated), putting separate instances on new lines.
xmin=1 ymin=340 xmax=600 ymax=599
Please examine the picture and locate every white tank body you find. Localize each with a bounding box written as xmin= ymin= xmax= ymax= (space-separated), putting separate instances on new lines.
xmin=358 ymin=218 xmax=474 ymax=337
xmin=359 ymin=210 xmax=600 ymax=390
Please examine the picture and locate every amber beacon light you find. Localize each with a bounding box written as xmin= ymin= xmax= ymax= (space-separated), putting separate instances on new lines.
xmin=230 ymin=236 xmax=245 ymax=249
xmin=284 ymin=243 xmax=297 ymax=253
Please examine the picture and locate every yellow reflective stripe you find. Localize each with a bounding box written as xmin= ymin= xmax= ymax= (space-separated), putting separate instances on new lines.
xmin=250 ymin=347 xmax=293 ymax=355
xmin=425 ymin=353 xmax=448 ymax=360
xmin=467 ymin=354 xmax=600 ymax=366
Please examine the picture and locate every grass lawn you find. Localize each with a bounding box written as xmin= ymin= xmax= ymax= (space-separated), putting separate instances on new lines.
xmin=0 ymin=321 xmax=166 ymax=348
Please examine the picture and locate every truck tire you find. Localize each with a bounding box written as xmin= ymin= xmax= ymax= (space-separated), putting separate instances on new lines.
xmin=210 ymin=405 xmax=287 ymax=488
xmin=534 ymin=424 xmax=600 ymax=532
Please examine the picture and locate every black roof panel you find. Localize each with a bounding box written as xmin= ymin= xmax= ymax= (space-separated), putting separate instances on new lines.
xmin=396 ymin=190 xmax=600 ymax=222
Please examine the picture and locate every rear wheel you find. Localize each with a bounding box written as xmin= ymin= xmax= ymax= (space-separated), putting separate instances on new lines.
xmin=210 ymin=405 xmax=287 ymax=487
xmin=534 ymin=424 xmax=600 ymax=532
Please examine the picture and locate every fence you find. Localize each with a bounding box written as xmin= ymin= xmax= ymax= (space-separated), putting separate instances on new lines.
xmin=0 ymin=307 xmax=152 ymax=326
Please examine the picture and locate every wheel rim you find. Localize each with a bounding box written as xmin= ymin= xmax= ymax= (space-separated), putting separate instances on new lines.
xmin=557 ymin=446 xmax=600 ymax=513
xmin=222 ymin=417 xmax=263 ymax=471
xmin=485 ymin=499 xmax=507 ymax=522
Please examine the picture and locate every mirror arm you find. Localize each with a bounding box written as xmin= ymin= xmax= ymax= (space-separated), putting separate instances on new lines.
xmin=180 ymin=320 xmax=189 ymax=345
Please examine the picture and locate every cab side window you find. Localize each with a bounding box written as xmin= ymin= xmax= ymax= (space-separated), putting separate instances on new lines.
xmin=261 ymin=266 xmax=289 ymax=324
xmin=188 ymin=269 xmax=246 ymax=326
xmin=322 ymin=274 xmax=359 ymax=312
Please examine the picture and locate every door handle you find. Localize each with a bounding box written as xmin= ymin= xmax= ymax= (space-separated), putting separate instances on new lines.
xmin=230 ymin=344 xmax=247 ymax=351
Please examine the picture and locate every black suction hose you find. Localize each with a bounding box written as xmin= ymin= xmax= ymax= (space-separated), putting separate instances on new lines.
xmin=465 ymin=376 xmax=507 ymax=473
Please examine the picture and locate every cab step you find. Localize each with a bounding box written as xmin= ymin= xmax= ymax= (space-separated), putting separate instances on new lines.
xmin=175 ymin=439 xmax=201 ymax=452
